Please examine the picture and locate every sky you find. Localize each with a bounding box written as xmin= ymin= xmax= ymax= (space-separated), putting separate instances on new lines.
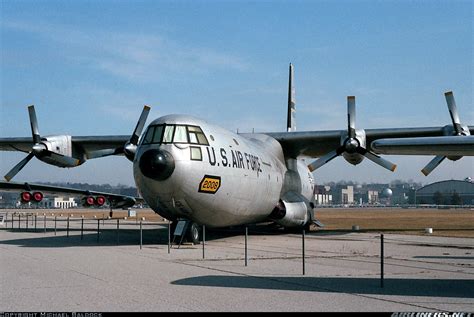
xmin=1 ymin=0 xmax=473 ymax=186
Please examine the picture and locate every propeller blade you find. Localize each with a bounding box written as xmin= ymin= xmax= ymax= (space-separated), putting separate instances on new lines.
xmin=129 ymin=105 xmax=151 ymax=146
xmin=287 ymin=63 xmax=296 ymax=132
xmin=444 ymin=91 xmax=463 ymax=135
xmin=28 ymin=105 xmax=41 ymax=144
xmin=347 ymin=96 xmax=356 ymax=138
xmin=360 ymin=149 xmax=397 ymax=172
xmin=4 ymin=152 xmax=35 ymax=181
xmin=307 ymin=149 xmax=341 ymax=172
xmin=421 ymin=155 xmax=446 ymax=176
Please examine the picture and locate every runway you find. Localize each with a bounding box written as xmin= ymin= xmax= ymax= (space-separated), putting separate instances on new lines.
xmin=0 ymin=217 xmax=473 ymax=312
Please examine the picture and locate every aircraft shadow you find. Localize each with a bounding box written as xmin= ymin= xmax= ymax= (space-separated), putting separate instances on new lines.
xmin=0 ymin=222 xmax=354 ymax=248
xmin=0 ymin=225 xmax=192 ymax=248
xmin=171 ymin=275 xmax=474 ymax=298
xmin=413 ymin=256 xmax=474 ymax=260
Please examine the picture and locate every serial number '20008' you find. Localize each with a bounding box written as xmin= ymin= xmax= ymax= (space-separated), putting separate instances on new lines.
xmin=198 ymin=175 xmax=221 ymax=194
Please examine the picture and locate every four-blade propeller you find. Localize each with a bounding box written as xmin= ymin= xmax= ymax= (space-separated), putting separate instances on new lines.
xmin=4 ymin=106 xmax=80 ymax=182
xmin=421 ymin=91 xmax=470 ymax=176
xmin=307 ymin=96 xmax=397 ymax=173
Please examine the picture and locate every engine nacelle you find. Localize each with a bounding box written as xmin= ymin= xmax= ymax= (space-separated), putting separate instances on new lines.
xmin=270 ymin=198 xmax=309 ymax=228
xmin=81 ymin=195 xmax=107 ymax=207
xmin=20 ymin=191 xmax=44 ymax=204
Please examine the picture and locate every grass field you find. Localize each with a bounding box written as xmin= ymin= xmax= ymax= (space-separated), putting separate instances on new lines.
xmin=6 ymin=207 xmax=474 ymax=238
xmin=317 ymin=207 xmax=474 ymax=238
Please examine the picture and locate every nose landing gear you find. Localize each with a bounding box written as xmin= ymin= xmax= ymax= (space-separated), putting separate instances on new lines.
xmin=171 ymin=219 xmax=202 ymax=246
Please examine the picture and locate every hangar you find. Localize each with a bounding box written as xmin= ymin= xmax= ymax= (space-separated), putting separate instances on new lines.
xmin=416 ymin=179 xmax=474 ymax=205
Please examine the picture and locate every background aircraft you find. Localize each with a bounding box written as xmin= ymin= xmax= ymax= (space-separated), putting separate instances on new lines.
xmin=1 ymin=64 xmax=473 ymax=243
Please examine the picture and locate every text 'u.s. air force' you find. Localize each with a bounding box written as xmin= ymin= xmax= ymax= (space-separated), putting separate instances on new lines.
xmin=206 ymin=147 xmax=262 ymax=175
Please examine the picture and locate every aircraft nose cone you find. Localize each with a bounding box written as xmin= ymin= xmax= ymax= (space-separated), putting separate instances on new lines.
xmin=139 ymin=149 xmax=175 ymax=181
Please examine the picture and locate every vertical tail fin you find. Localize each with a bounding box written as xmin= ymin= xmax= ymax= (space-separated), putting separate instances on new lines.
xmin=287 ymin=63 xmax=296 ymax=132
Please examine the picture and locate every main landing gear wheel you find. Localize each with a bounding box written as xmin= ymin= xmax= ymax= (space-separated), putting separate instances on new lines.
xmin=187 ymin=222 xmax=201 ymax=245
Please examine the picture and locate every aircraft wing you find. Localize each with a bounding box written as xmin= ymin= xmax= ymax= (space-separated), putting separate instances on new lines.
xmin=371 ymin=135 xmax=474 ymax=156
xmin=265 ymin=126 xmax=466 ymax=158
xmin=0 ymin=181 xmax=142 ymax=209
xmin=0 ymin=135 xmax=130 ymax=157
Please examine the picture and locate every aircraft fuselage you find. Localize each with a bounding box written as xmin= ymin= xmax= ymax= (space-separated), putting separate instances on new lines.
xmin=133 ymin=115 xmax=315 ymax=228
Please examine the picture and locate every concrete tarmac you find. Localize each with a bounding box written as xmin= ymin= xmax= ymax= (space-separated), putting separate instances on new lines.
xmin=0 ymin=217 xmax=473 ymax=312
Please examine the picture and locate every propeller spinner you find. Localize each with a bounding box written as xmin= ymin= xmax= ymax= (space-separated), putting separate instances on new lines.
xmin=307 ymin=96 xmax=397 ymax=173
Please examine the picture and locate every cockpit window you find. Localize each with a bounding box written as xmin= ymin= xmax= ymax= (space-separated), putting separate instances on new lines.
xmin=141 ymin=124 xmax=209 ymax=146
xmin=152 ymin=125 xmax=164 ymax=143
xmin=143 ymin=126 xmax=155 ymax=144
xmin=174 ymin=125 xmax=188 ymax=143
xmin=187 ymin=126 xmax=209 ymax=145
xmin=163 ymin=125 xmax=175 ymax=143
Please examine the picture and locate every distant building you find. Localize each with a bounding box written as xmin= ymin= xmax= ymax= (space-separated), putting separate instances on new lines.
xmin=331 ymin=185 xmax=355 ymax=205
xmin=416 ymin=180 xmax=474 ymax=205
xmin=341 ymin=186 xmax=354 ymax=204
xmin=52 ymin=197 xmax=77 ymax=209
xmin=354 ymin=190 xmax=378 ymax=205
xmin=314 ymin=185 xmax=332 ymax=205
xmin=15 ymin=196 xmax=78 ymax=209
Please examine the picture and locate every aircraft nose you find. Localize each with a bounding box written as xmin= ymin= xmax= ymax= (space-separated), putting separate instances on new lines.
xmin=139 ymin=149 xmax=175 ymax=181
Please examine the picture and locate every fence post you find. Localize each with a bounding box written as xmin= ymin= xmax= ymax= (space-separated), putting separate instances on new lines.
xmin=116 ymin=218 xmax=120 ymax=245
xmin=202 ymin=225 xmax=206 ymax=259
xmin=81 ymin=217 xmax=84 ymax=240
xmin=302 ymin=229 xmax=306 ymax=276
xmin=245 ymin=226 xmax=248 ymax=267
xmin=381 ymin=233 xmax=384 ymax=288
xmin=140 ymin=219 xmax=143 ymax=250
xmin=168 ymin=220 xmax=171 ymax=254
xmin=97 ymin=219 xmax=100 ymax=242
xmin=67 ymin=216 xmax=70 ymax=237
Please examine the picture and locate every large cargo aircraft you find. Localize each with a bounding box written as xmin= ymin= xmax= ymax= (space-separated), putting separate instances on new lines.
xmin=1 ymin=64 xmax=473 ymax=242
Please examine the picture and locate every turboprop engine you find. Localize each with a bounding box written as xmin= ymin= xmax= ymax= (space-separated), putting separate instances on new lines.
xmin=269 ymin=197 xmax=310 ymax=227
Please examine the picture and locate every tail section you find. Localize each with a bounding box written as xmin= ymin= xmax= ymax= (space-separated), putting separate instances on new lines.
xmin=287 ymin=63 xmax=296 ymax=132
